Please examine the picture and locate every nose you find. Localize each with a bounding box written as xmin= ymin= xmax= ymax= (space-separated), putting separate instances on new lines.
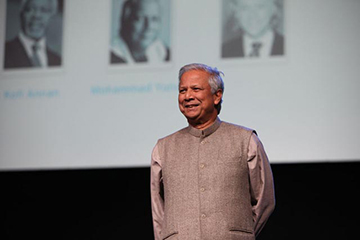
xmin=144 ymin=17 xmax=158 ymax=31
xmin=27 ymin=9 xmax=44 ymax=22
xmin=143 ymin=18 xmax=149 ymax=30
xmin=184 ymin=89 xmax=194 ymax=101
xmin=31 ymin=8 xmax=44 ymax=19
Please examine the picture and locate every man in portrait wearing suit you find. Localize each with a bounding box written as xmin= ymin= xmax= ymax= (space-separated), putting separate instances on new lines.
xmin=110 ymin=0 xmax=170 ymax=64
xmin=222 ymin=0 xmax=284 ymax=59
xmin=151 ymin=63 xmax=275 ymax=240
xmin=4 ymin=0 xmax=61 ymax=69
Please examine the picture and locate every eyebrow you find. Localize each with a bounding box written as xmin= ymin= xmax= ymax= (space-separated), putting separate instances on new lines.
xmin=179 ymin=83 xmax=204 ymax=88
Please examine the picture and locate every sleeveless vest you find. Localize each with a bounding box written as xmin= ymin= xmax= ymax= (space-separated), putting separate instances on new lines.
xmin=157 ymin=120 xmax=255 ymax=240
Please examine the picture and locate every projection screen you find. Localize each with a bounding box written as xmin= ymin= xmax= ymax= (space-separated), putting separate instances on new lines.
xmin=0 ymin=0 xmax=359 ymax=170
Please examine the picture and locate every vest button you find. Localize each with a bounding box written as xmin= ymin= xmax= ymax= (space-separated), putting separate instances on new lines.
xmin=199 ymin=163 xmax=205 ymax=169
xmin=200 ymin=187 xmax=205 ymax=192
xmin=201 ymin=214 xmax=206 ymax=218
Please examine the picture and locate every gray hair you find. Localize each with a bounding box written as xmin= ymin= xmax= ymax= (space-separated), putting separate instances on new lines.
xmin=178 ymin=63 xmax=225 ymax=114
xmin=20 ymin=0 xmax=58 ymax=15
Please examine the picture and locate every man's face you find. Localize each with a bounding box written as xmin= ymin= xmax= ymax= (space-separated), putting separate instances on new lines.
xmin=128 ymin=1 xmax=161 ymax=50
xmin=234 ymin=0 xmax=275 ymax=39
xmin=21 ymin=0 xmax=54 ymax=40
xmin=178 ymin=70 xmax=222 ymax=125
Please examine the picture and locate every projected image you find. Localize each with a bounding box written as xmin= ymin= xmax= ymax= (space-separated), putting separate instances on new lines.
xmin=110 ymin=0 xmax=171 ymax=65
xmin=3 ymin=0 xmax=64 ymax=69
xmin=221 ymin=0 xmax=285 ymax=59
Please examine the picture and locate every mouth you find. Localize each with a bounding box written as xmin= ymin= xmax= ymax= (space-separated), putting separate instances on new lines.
xmin=185 ymin=103 xmax=200 ymax=109
xmin=140 ymin=32 xmax=156 ymax=41
xmin=28 ymin=22 xmax=45 ymax=32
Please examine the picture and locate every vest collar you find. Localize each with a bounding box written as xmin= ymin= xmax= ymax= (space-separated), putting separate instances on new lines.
xmin=187 ymin=118 xmax=221 ymax=138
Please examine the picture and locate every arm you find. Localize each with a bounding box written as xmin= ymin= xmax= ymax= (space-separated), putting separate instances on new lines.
xmin=150 ymin=143 xmax=164 ymax=240
xmin=247 ymin=133 xmax=275 ymax=236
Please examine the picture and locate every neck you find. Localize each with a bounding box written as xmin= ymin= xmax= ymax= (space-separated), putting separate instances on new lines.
xmin=126 ymin=42 xmax=148 ymax=61
xmin=20 ymin=31 xmax=44 ymax=43
xmin=244 ymin=25 xmax=272 ymax=40
xmin=188 ymin=115 xmax=218 ymax=130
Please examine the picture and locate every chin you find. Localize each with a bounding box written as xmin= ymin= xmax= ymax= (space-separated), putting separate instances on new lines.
xmin=184 ymin=110 xmax=200 ymax=119
xmin=26 ymin=29 xmax=45 ymax=39
xmin=185 ymin=114 xmax=196 ymax=119
xmin=183 ymin=113 xmax=197 ymax=119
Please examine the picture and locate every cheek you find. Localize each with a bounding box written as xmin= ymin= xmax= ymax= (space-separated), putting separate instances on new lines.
xmin=178 ymin=102 xmax=185 ymax=113
xmin=178 ymin=96 xmax=186 ymax=111
xmin=134 ymin=20 xmax=145 ymax=31
xmin=42 ymin=14 xmax=53 ymax=23
xmin=178 ymin=96 xmax=183 ymax=105
xmin=129 ymin=23 xmax=142 ymax=38
xmin=150 ymin=20 xmax=160 ymax=30
xmin=23 ymin=13 xmax=32 ymax=24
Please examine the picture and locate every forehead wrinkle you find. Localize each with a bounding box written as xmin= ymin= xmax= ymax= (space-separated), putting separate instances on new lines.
xmin=179 ymin=81 xmax=206 ymax=88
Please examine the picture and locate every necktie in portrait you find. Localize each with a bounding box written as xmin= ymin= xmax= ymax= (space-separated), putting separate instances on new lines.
xmin=249 ymin=42 xmax=262 ymax=57
xmin=31 ymin=42 xmax=42 ymax=67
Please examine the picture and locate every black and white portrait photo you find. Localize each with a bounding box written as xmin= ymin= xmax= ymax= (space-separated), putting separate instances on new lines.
xmin=109 ymin=0 xmax=171 ymax=65
xmin=221 ymin=0 xmax=285 ymax=59
xmin=3 ymin=0 xmax=64 ymax=70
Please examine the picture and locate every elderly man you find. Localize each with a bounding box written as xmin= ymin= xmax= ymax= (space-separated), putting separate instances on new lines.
xmin=222 ymin=0 xmax=284 ymax=59
xmin=110 ymin=0 xmax=170 ymax=64
xmin=151 ymin=63 xmax=275 ymax=240
xmin=4 ymin=0 xmax=61 ymax=69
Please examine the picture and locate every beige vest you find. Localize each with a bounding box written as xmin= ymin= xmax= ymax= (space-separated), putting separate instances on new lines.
xmin=157 ymin=119 xmax=255 ymax=240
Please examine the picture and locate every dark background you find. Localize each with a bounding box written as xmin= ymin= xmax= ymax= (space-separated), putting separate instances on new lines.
xmin=1 ymin=161 xmax=359 ymax=239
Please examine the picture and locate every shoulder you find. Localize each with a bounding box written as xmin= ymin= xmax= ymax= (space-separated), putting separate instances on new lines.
xmin=4 ymin=37 xmax=31 ymax=69
xmin=46 ymin=47 xmax=61 ymax=66
xmin=110 ymin=50 xmax=126 ymax=64
xmin=164 ymin=46 xmax=171 ymax=61
xmin=154 ymin=127 xmax=188 ymax=156
xmin=6 ymin=37 xmax=21 ymax=47
xmin=221 ymin=35 xmax=244 ymax=58
xmin=274 ymin=31 xmax=284 ymax=43
xmin=218 ymin=121 xmax=257 ymax=147
xmin=5 ymin=37 xmax=24 ymax=53
xmin=220 ymin=121 xmax=255 ymax=134
xmin=271 ymin=30 xmax=284 ymax=55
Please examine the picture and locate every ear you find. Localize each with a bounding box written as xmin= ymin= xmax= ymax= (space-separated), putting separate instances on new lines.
xmin=213 ymin=89 xmax=223 ymax=105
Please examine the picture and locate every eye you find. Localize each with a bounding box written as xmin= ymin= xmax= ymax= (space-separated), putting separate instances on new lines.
xmin=40 ymin=7 xmax=51 ymax=14
xmin=25 ymin=7 xmax=35 ymax=14
xmin=132 ymin=15 xmax=142 ymax=22
xmin=151 ymin=16 xmax=160 ymax=22
xmin=179 ymin=89 xmax=186 ymax=93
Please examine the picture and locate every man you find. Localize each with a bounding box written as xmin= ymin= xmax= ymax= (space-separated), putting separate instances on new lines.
xmin=151 ymin=63 xmax=275 ymax=239
xmin=222 ymin=0 xmax=284 ymax=59
xmin=110 ymin=0 xmax=170 ymax=64
xmin=4 ymin=0 xmax=61 ymax=69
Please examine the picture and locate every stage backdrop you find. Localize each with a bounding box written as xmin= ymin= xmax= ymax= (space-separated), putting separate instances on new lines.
xmin=0 ymin=0 xmax=359 ymax=170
